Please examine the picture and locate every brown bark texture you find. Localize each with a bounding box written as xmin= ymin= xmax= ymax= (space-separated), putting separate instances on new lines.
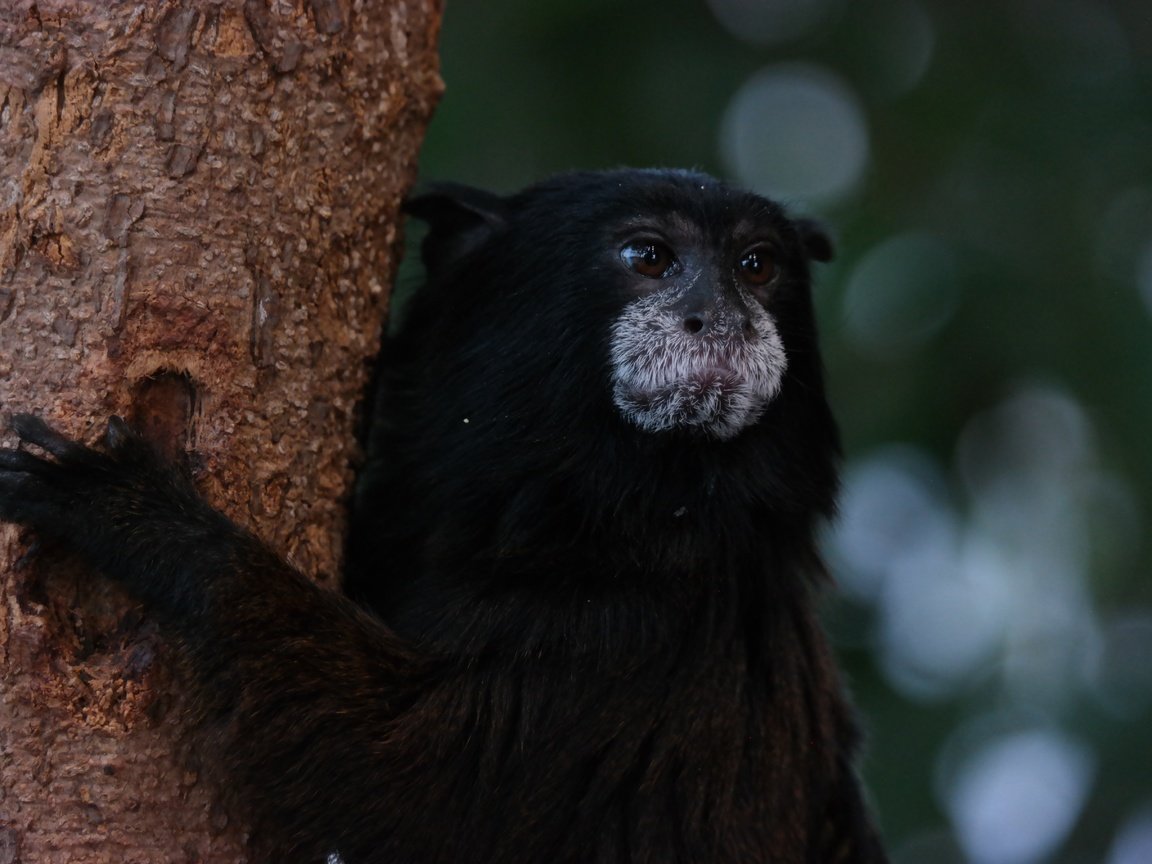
xmin=0 ymin=0 xmax=442 ymax=860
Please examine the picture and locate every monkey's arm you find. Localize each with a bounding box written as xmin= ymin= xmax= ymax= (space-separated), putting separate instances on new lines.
xmin=0 ymin=415 xmax=423 ymax=860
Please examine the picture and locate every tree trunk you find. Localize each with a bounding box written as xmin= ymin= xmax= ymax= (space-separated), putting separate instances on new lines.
xmin=0 ymin=1 xmax=441 ymax=860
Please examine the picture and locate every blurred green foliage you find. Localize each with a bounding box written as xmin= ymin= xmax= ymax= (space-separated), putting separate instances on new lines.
xmin=411 ymin=1 xmax=1152 ymax=861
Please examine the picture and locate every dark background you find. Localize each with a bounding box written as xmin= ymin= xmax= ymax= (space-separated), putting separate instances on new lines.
xmin=410 ymin=2 xmax=1152 ymax=861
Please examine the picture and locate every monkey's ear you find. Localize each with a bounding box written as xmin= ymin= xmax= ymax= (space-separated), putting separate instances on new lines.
xmin=404 ymin=183 xmax=508 ymax=274
xmin=794 ymin=218 xmax=835 ymax=263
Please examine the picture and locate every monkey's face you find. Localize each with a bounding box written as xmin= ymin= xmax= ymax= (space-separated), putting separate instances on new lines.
xmin=608 ymin=221 xmax=790 ymax=441
xmin=405 ymin=170 xmax=832 ymax=448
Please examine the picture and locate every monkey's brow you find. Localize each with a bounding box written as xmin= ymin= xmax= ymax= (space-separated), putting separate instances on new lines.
xmin=612 ymin=212 xmax=700 ymax=239
xmin=731 ymin=216 xmax=781 ymax=236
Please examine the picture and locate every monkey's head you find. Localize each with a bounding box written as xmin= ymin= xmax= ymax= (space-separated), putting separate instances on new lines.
xmin=601 ymin=191 xmax=832 ymax=442
xmin=391 ymin=169 xmax=838 ymax=531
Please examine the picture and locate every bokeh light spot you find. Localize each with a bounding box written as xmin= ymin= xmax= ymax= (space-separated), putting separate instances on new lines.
xmin=705 ymin=0 xmax=836 ymax=46
xmin=943 ymin=728 xmax=1095 ymax=864
xmin=842 ymin=232 xmax=960 ymax=357
xmin=849 ymin=0 xmax=937 ymax=99
xmin=1088 ymin=613 xmax=1152 ymax=718
xmin=1108 ymin=806 xmax=1152 ymax=864
xmin=832 ymin=446 xmax=954 ymax=603
xmin=1139 ymin=239 xmax=1152 ymax=319
xmin=720 ymin=65 xmax=869 ymax=205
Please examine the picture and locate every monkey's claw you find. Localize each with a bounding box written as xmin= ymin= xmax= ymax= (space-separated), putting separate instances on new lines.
xmin=11 ymin=413 xmax=90 ymax=460
xmin=0 ymin=414 xmax=150 ymax=543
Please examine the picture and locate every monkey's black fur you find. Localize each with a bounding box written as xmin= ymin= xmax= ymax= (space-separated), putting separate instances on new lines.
xmin=0 ymin=169 xmax=887 ymax=863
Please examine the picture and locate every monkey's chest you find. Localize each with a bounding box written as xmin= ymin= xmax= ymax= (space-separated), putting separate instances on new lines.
xmin=379 ymin=669 xmax=822 ymax=864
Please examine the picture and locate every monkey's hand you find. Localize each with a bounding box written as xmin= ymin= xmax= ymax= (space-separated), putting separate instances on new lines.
xmin=0 ymin=414 xmax=242 ymax=614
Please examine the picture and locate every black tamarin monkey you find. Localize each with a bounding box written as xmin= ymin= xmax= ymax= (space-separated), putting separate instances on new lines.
xmin=0 ymin=169 xmax=888 ymax=863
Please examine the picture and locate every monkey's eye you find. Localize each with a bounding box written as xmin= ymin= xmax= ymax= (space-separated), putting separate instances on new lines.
xmin=738 ymin=247 xmax=777 ymax=287
xmin=620 ymin=241 xmax=677 ymax=279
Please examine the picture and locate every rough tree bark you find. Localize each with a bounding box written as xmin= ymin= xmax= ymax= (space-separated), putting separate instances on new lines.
xmin=0 ymin=1 xmax=442 ymax=860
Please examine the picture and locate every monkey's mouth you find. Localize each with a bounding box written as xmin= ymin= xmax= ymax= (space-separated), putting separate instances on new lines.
xmin=614 ymin=365 xmax=769 ymax=440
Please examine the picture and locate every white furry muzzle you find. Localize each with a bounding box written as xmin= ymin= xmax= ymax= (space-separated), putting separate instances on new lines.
xmin=608 ymin=288 xmax=787 ymax=440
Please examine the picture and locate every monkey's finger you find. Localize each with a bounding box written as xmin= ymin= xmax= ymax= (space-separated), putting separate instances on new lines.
xmin=104 ymin=416 xmax=152 ymax=458
xmin=103 ymin=416 xmax=165 ymax=468
xmin=0 ymin=468 xmax=50 ymax=525
xmin=105 ymin=416 xmax=131 ymax=449
xmin=10 ymin=414 xmax=90 ymax=462
xmin=0 ymin=473 xmax=74 ymax=533
xmin=0 ymin=448 xmax=55 ymax=475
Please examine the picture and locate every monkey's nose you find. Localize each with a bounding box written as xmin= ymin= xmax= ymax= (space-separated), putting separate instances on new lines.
xmin=683 ymin=314 xmax=707 ymax=334
xmin=682 ymin=311 xmax=751 ymax=337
